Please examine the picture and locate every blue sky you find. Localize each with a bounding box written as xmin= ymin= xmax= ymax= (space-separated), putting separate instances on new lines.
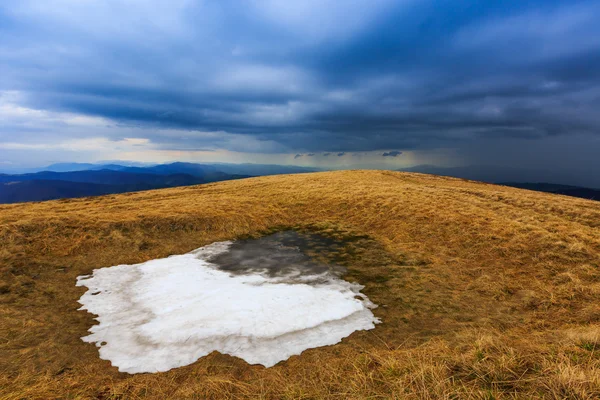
xmin=1 ymin=0 xmax=599 ymax=178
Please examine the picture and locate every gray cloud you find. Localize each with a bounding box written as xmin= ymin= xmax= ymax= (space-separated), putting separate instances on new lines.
xmin=382 ymin=151 xmax=402 ymax=157
xmin=0 ymin=0 xmax=599 ymax=182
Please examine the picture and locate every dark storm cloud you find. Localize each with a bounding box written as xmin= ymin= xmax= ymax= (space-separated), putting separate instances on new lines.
xmin=294 ymin=154 xmax=303 ymax=159
xmin=1 ymin=0 xmax=600 ymax=160
xmin=337 ymin=153 xmax=346 ymax=157
xmin=382 ymin=151 xmax=402 ymax=157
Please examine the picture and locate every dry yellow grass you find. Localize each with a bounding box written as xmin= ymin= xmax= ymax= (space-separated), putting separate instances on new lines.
xmin=1 ymin=170 xmax=599 ymax=399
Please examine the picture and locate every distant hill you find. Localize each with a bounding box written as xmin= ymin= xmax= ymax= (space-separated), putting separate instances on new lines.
xmin=22 ymin=162 xmax=322 ymax=177
xmin=0 ymin=170 xmax=210 ymax=186
xmin=102 ymin=163 xmax=233 ymax=181
xmin=42 ymin=161 xmax=155 ymax=172
xmin=500 ymin=182 xmax=600 ymax=201
xmin=200 ymin=163 xmax=321 ymax=176
xmin=0 ymin=180 xmax=153 ymax=204
xmin=0 ymin=170 xmax=246 ymax=204
xmin=399 ymin=165 xmax=600 ymax=194
xmin=41 ymin=163 xmax=100 ymax=172
xmin=0 ymin=162 xmax=322 ymax=204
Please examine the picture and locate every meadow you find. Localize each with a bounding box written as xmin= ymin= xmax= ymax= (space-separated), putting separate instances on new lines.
xmin=1 ymin=170 xmax=599 ymax=399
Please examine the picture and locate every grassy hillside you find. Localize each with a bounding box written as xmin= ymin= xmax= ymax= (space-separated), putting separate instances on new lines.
xmin=1 ymin=170 xmax=599 ymax=399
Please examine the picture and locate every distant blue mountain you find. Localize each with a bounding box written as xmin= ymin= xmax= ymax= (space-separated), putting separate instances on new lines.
xmin=0 ymin=161 xmax=323 ymax=203
xmin=0 ymin=169 xmax=206 ymax=185
xmin=108 ymin=162 xmax=224 ymax=178
xmin=0 ymin=169 xmax=247 ymax=204
xmin=15 ymin=161 xmax=321 ymax=177
xmin=499 ymin=182 xmax=600 ymax=201
xmin=41 ymin=161 xmax=155 ymax=172
xmin=399 ymin=165 xmax=600 ymax=189
xmin=199 ymin=163 xmax=321 ymax=176
xmin=41 ymin=163 xmax=100 ymax=172
xmin=0 ymin=180 xmax=161 ymax=204
xmin=72 ymin=162 xmax=316 ymax=180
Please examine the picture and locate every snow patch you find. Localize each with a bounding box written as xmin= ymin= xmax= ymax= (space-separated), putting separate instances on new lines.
xmin=77 ymin=240 xmax=379 ymax=374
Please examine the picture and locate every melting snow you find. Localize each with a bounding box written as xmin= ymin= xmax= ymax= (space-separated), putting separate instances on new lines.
xmin=76 ymin=235 xmax=379 ymax=374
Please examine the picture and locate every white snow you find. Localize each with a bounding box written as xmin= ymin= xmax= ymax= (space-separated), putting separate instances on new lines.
xmin=76 ymin=241 xmax=379 ymax=374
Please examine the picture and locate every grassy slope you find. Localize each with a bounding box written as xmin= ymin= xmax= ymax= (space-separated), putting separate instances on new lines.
xmin=1 ymin=170 xmax=599 ymax=399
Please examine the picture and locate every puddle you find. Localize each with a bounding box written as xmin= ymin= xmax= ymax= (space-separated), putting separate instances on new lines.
xmin=205 ymin=231 xmax=347 ymax=280
xmin=76 ymin=231 xmax=379 ymax=374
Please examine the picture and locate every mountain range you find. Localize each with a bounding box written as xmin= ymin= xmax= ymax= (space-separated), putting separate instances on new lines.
xmin=0 ymin=162 xmax=319 ymax=204
xmin=498 ymin=182 xmax=599 ymax=201
xmin=1 ymin=162 xmax=597 ymax=204
xmin=398 ymin=165 xmax=600 ymax=188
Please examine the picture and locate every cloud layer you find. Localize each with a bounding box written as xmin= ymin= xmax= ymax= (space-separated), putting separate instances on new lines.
xmin=1 ymin=0 xmax=599 ymax=174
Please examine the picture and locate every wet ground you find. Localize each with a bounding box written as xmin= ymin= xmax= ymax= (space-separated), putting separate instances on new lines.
xmin=206 ymin=231 xmax=348 ymax=282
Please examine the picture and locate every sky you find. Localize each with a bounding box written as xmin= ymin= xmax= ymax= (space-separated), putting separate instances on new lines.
xmin=1 ymin=0 xmax=599 ymax=180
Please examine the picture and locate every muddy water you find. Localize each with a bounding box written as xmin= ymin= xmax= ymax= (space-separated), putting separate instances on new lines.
xmin=206 ymin=231 xmax=347 ymax=282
